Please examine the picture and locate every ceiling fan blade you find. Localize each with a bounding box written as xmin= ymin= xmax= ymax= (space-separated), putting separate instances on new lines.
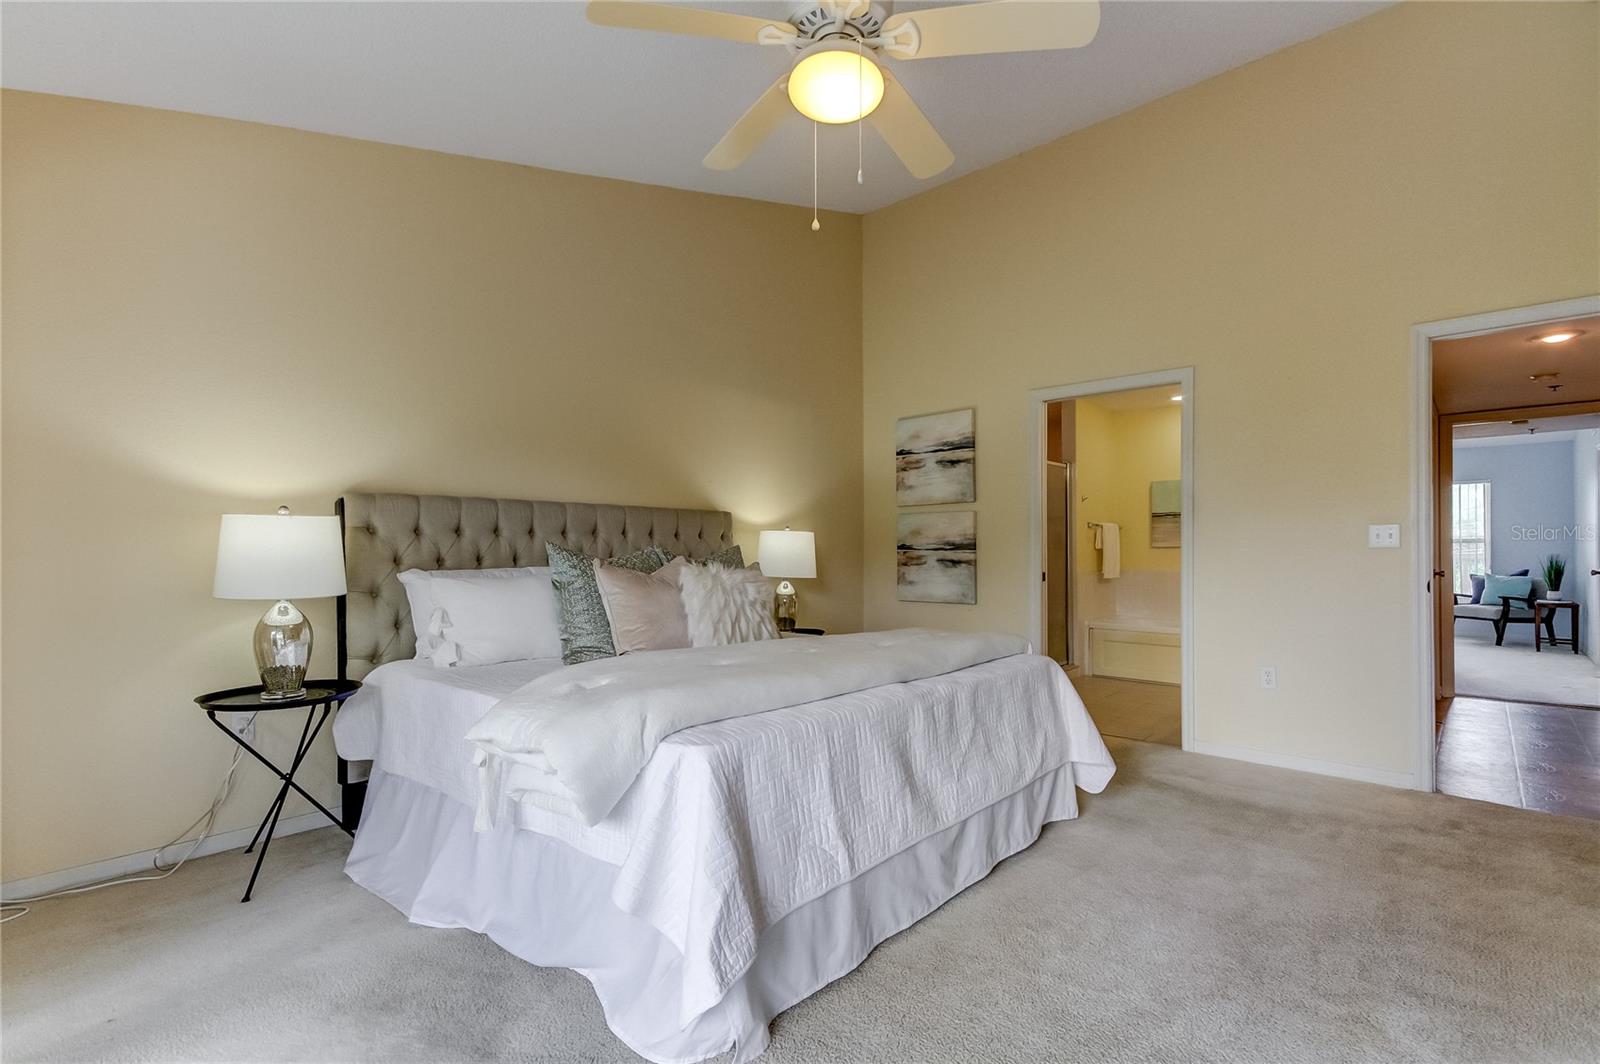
xmin=880 ymin=0 xmax=1100 ymax=60
xmin=704 ymin=77 xmax=792 ymax=171
xmin=587 ymin=2 xmax=796 ymax=46
xmin=868 ymin=73 xmax=954 ymax=179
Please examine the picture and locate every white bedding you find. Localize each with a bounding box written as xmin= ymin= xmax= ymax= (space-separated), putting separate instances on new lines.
xmin=468 ymin=629 xmax=1033 ymax=826
xmin=336 ymin=636 xmax=1115 ymax=1031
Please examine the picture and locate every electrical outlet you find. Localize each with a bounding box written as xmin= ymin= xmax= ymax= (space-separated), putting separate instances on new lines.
xmin=230 ymin=712 xmax=257 ymax=743
xmin=1259 ymin=667 xmax=1278 ymax=690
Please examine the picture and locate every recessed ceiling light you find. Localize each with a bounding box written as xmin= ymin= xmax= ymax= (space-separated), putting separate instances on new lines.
xmin=1535 ymin=330 xmax=1583 ymax=344
xmin=1170 ymin=395 xmax=1183 ymax=402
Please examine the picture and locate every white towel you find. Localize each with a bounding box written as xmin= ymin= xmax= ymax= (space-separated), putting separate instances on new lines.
xmin=1096 ymin=522 xmax=1121 ymax=579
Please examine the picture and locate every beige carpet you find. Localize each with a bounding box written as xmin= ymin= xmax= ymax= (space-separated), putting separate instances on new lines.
xmin=4 ymin=739 xmax=1598 ymax=1063
xmin=1454 ymin=629 xmax=1599 ymax=708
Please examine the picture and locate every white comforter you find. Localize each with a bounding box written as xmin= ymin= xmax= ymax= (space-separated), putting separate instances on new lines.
xmin=459 ymin=631 xmax=1114 ymax=1025
xmin=467 ymin=628 xmax=1031 ymax=826
xmin=339 ymin=633 xmax=1115 ymax=1032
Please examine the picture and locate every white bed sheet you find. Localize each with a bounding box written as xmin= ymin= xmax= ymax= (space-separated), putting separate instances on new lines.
xmin=335 ymin=646 xmax=1115 ymax=1033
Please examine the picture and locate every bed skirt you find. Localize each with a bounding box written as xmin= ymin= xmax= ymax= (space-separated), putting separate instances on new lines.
xmin=346 ymin=767 xmax=1083 ymax=1063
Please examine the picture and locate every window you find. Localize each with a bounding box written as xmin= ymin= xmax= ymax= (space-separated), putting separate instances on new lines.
xmin=1451 ymin=481 xmax=1491 ymax=595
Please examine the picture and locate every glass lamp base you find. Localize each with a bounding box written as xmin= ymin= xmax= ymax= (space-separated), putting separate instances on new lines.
xmin=258 ymin=671 xmax=308 ymax=701
xmin=775 ymin=581 xmax=798 ymax=633
xmin=255 ymin=600 xmax=312 ymax=700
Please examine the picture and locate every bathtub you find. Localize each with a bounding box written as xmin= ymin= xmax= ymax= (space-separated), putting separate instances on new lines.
xmin=1086 ymin=618 xmax=1180 ymax=685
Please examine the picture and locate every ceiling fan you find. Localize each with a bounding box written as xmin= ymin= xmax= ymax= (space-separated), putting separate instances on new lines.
xmin=587 ymin=1 xmax=1101 ymax=180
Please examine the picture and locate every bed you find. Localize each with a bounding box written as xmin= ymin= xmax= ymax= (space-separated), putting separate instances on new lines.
xmin=331 ymin=492 xmax=1115 ymax=1063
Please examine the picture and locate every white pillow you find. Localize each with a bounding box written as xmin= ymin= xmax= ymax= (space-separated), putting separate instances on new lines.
xmin=396 ymin=568 xmax=445 ymax=661
xmin=678 ymin=563 xmax=779 ymax=648
xmin=396 ymin=567 xmax=561 ymax=667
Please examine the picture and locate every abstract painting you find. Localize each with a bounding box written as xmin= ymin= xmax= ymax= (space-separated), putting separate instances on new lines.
xmin=896 ymin=408 xmax=975 ymax=506
xmin=897 ymin=511 xmax=977 ymax=604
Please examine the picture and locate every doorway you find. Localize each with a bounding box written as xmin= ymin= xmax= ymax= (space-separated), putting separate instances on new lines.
xmin=1414 ymin=297 xmax=1600 ymax=817
xmin=1030 ymin=370 xmax=1194 ymax=750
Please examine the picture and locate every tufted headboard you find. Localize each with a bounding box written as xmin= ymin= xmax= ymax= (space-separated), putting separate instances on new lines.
xmin=335 ymin=492 xmax=735 ymax=680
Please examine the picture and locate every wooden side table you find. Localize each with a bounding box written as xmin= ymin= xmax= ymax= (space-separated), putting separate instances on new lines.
xmin=1533 ymin=600 xmax=1579 ymax=654
xmin=195 ymin=679 xmax=361 ymax=901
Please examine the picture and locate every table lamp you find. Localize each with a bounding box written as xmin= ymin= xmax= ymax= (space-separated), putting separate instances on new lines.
xmin=757 ymin=528 xmax=816 ymax=632
xmin=214 ymin=507 xmax=348 ymax=700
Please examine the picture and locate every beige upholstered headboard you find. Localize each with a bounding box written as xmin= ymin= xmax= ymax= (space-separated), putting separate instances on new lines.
xmin=335 ymin=492 xmax=735 ymax=680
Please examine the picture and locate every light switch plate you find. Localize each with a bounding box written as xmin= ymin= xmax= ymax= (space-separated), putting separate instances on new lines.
xmin=1368 ymin=524 xmax=1401 ymax=549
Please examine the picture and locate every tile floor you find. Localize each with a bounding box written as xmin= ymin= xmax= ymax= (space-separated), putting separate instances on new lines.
xmin=1435 ymin=697 xmax=1600 ymax=819
xmin=1070 ymin=672 xmax=1181 ymax=747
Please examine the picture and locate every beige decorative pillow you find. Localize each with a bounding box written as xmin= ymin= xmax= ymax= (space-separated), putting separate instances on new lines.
xmin=594 ymin=556 xmax=691 ymax=654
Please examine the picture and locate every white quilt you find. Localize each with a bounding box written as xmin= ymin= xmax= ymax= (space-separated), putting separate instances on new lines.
xmin=340 ymin=634 xmax=1116 ymax=1033
xmin=467 ymin=628 xmax=1032 ymax=826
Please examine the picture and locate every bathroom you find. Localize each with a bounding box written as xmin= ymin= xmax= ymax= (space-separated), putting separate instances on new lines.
xmin=1043 ymin=386 xmax=1183 ymax=745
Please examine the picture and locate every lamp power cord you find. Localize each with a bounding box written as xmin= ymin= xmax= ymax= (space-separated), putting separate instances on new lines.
xmin=0 ymin=712 xmax=258 ymax=923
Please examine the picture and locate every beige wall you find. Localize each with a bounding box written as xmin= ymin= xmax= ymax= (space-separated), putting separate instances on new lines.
xmin=1075 ymin=401 xmax=1182 ymax=577
xmin=1 ymin=91 xmax=864 ymax=881
xmin=863 ymin=3 xmax=1599 ymax=781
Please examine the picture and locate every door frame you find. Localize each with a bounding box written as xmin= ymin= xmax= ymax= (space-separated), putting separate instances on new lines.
xmin=1410 ymin=295 xmax=1600 ymax=791
xmin=1028 ymin=367 xmax=1195 ymax=750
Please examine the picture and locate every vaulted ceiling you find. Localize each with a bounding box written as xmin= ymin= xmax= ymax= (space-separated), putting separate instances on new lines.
xmin=1 ymin=1 xmax=1389 ymax=213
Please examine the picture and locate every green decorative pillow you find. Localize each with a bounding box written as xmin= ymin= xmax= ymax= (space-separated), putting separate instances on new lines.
xmin=661 ymin=544 xmax=745 ymax=569
xmin=1481 ymin=574 xmax=1533 ymax=607
xmin=547 ymin=543 xmax=669 ymax=665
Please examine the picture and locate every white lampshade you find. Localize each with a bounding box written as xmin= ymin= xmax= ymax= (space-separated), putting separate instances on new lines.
xmin=214 ymin=513 xmax=348 ymax=600
xmin=757 ymin=529 xmax=816 ymax=580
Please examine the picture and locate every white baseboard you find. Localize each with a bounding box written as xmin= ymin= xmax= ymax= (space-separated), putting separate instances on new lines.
xmin=1 ymin=806 xmax=342 ymax=901
xmin=1189 ymin=740 xmax=1418 ymax=791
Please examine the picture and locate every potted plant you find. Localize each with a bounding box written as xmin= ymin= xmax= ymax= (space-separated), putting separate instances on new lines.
xmin=1542 ymin=554 xmax=1567 ymax=600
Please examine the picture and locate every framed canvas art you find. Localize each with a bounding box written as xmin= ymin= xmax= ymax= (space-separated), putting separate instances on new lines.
xmin=895 ymin=409 xmax=975 ymax=505
xmin=896 ymin=511 xmax=976 ymax=604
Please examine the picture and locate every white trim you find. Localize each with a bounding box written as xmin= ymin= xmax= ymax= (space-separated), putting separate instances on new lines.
xmin=1027 ymin=367 xmax=1195 ymax=750
xmin=1190 ymin=741 xmax=1415 ymax=791
xmin=1410 ymin=295 xmax=1600 ymax=794
xmin=0 ymin=807 xmax=341 ymax=901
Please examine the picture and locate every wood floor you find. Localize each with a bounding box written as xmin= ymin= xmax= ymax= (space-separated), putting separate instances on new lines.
xmin=1070 ymin=672 xmax=1181 ymax=747
xmin=1435 ymin=696 xmax=1600 ymax=819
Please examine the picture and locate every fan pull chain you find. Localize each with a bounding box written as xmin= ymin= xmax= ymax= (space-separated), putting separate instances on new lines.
xmin=811 ymin=120 xmax=820 ymax=232
xmin=856 ymin=37 xmax=864 ymax=185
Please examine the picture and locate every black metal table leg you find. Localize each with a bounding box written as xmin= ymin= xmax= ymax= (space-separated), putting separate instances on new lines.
xmin=207 ymin=701 xmax=338 ymax=902
xmin=242 ymin=704 xmax=318 ymax=855
xmin=206 ymin=706 xmax=348 ymax=833
xmin=195 ymin=679 xmax=362 ymax=905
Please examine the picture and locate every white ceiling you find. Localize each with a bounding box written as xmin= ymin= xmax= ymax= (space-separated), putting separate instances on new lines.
xmin=1455 ymin=414 xmax=1600 ymax=444
xmin=0 ymin=1 xmax=1389 ymax=213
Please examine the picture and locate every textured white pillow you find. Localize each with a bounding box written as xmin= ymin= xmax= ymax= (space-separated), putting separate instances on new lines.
xmin=397 ymin=567 xmax=561 ymax=667
xmin=678 ymin=563 xmax=779 ymax=648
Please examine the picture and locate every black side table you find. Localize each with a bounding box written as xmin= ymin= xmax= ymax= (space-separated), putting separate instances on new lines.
xmin=195 ymin=679 xmax=361 ymax=902
xmin=1533 ymin=600 xmax=1580 ymax=654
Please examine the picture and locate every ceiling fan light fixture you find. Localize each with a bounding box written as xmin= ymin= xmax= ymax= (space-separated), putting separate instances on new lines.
xmin=787 ymin=43 xmax=885 ymax=124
